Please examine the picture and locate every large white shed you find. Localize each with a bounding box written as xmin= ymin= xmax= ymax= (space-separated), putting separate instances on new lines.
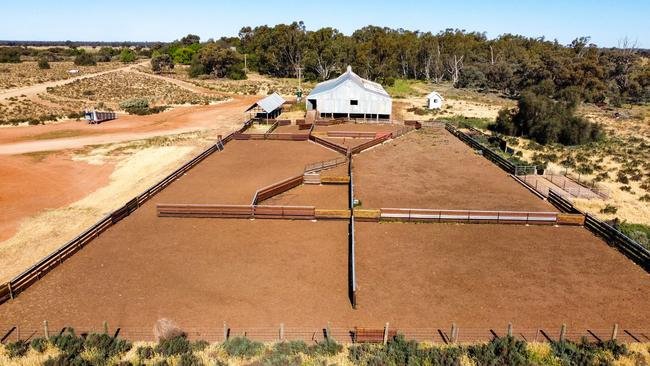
xmin=427 ymin=91 xmax=444 ymax=109
xmin=306 ymin=66 xmax=392 ymax=120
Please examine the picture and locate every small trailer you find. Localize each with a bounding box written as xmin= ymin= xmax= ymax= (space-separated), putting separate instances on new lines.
xmin=84 ymin=109 xmax=117 ymax=124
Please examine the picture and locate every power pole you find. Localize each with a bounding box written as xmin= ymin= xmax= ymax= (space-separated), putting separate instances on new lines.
xmin=295 ymin=65 xmax=303 ymax=102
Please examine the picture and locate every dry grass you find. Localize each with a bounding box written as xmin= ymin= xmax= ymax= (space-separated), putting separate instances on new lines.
xmin=46 ymin=70 xmax=224 ymax=109
xmin=0 ymin=61 xmax=123 ymax=89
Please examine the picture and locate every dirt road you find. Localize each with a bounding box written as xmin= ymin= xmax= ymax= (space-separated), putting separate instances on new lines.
xmin=0 ymin=96 xmax=256 ymax=154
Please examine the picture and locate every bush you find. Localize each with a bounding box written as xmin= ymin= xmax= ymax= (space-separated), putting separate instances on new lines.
xmin=50 ymin=327 xmax=85 ymax=356
xmin=348 ymin=335 xmax=462 ymax=366
xmin=178 ymin=352 xmax=204 ymax=366
xmin=74 ymin=52 xmax=96 ymax=66
xmin=222 ymin=336 xmax=264 ymax=358
xmin=468 ymin=336 xmax=530 ymax=365
xmin=6 ymin=340 xmax=30 ymax=358
xmin=308 ymin=337 xmax=342 ymax=357
xmin=0 ymin=48 xmax=21 ymax=63
xmin=156 ymin=335 xmax=191 ymax=357
xmin=31 ymin=337 xmax=49 ymax=353
xmin=119 ymin=98 xmax=168 ymax=115
xmin=43 ymin=353 xmax=92 ymax=366
xmin=191 ymin=340 xmax=209 ymax=352
xmin=84 ymin=333 xmax=132 ymax=360
xmin=119 ymin=48 xmax=136 ymax=63
xmin=136 ymin=345 xmax=155 ymax=360
xmin=273 ymin=340 xmax=309 ymax=355
xmin=38 ymin=57 xmax=51 ymax=69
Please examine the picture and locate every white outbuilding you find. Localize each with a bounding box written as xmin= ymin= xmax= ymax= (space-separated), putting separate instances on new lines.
xmin=427 ymin=91 xmax=444 ymax=109
xmin=306 ymin=66 xmax=392 ymax=120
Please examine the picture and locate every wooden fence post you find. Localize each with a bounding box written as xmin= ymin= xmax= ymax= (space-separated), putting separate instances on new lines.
xmin=8 ymin=282 xmax=13 ymax=300
xmin=43 ymin=320 xmax=49 ymax=338
xmin=280 ymin=323 xmax=284 ymax=342
xmin=450 ymin=323 xmax=457 ymax=343
xmin=507 ymin=323 xmax=513 ymax=337
xmin=559 ymin=324 xmax=567 ymax=342
xmin=223 ymin=321 xmax=228 ymax=342
xmin=326 ymin=321 xmax=332 ymax=340
xmin=611 ymin=324 xmax=618 ymax=341
xmin=383 ymin=323 xmax=389 ymax=345
xmin=103 ymin=321 xmax=108 ymax=334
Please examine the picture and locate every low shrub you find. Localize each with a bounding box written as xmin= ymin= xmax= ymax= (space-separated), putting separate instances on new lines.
xmin=467 ymin=335 xmax=530 ymax=365
xmin=43 ymin=353 xmax=91 ymax=366
xmin=222 ymin=336 xmax=264 ymax=358
xmin=84 ymin=333 xmax=132 ymax=360
xmin=6 ymin=339 xmax=30 ymax=358
xmin=191 ymin=339 xmax=209 ymax=352
xmin=273 ymin=340 xmax=309 ymax=355
xmin=136 ymin=345 xmax=155 ymax=360
xmin=74 ymin=52 xmax=97 ymax=66
xmin=49 ymin=327 xmax=85 ymax=356
xmin=309 ymin=337 xmax=343 ymax=357
xmin=178 ymin=352 xmax=204 ymax=366
xmin=38 ymin=57 xmax=51 ymax=69
xmin=31 ymin=337 xmax=49 ymax=353
xmin=156 ymin=335 xmax=191 ymax=357
xmin=119 ymin=98 xmax=168 ymax=115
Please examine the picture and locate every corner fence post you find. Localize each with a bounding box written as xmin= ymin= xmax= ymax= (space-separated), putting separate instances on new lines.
xmin=611 ymin=323 xmax=618 ymax=341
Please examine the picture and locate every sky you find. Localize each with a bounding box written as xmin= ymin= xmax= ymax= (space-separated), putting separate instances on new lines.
xmin=1 ymin=0 xmax=648 ymax=48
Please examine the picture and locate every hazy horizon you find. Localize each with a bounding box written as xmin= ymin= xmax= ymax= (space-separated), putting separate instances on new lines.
xmin=1 ymin=0 xmax=648 ymax=48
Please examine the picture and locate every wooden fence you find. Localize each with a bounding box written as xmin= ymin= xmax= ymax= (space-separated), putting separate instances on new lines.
xmin=445 ymin=124 xmax=515 ymax=174
xmin=349 ymin=134 xmax=391 ymax=155
xmin=304 ymin=156 xmax=347 ymax=173
xmin=309 ymin=135 xmax=349 ymax=155
xmin=547 ymin=190 xmax=650 ymax=272
xmin=157 ymin=204 xmax=316 ymax=220
xmin=232 ymin=132 xmax=308 ymax=141
xmin=379 ymin=208 xmax=560 ymax=225
xmin=252 ymin=175 xmax=304 ymax=204
xmin=327 ymin=131 xmax=377 ymax=138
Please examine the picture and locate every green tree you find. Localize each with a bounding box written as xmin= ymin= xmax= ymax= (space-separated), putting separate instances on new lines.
xmin=37 ymin=57 xmax=50 ymax=69
xmin=151 ymin=54 xmax=174 ymax=74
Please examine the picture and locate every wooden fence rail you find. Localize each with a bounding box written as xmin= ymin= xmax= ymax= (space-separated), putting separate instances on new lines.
xmin=379 ymin=208 xmax=559 ymax=225
xmin=309 ymin=135 xmax=349 ymax=155
xmin=252 ymin=175 xmax=304 ymax=204
xmin=349 ymin=134 xmax=391 ymax=154
xmin=157 ymin=204 xmax=316 ymax=220
xmin=0 ymin=121 xmax=253 ymax=305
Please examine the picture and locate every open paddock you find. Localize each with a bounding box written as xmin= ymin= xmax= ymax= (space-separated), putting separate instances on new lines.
xmin=156 ymin=140 xmax=339 ymax=204
xmin=272 ymin=124 xmax=302 ymax=133
xmin=353 ymin=128 xmax=555 ymax=211
xmin=355 ymin=222 xmax=650 ymax=330
xmin=262 ymin=184 xmax=349 ymax=208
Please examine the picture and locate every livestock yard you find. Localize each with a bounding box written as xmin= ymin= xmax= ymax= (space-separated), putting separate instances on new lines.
xmin=0 ymin=120 xmax=648 ymax=344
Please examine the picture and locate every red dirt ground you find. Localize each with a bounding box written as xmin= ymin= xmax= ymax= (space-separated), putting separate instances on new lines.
xmin=356 ymin=222 xmax=650 ymax=332
xmin=158 ymin=140 xmax=339 ymax=204
xmin=353 ymin=128 xmax=555 ymax=211
xmin=263 ymin=184 xmax=348 ymax=209
xmin=272 ymin=125 xmax=302 ymax=133
xmin=323 ymin=137 xmax=375 ymax=149
xmin=0 ymin=153 xmax=114 ymax=242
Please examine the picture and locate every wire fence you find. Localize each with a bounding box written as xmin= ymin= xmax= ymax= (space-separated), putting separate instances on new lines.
xmin=2 ymin=323 xmax=648 ymax=344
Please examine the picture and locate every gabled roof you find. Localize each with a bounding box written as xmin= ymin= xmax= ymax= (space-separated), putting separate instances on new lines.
xmin=427 ymin=91 xmax=444 ymax=100
xmin=245 ymin=92 xmax=286 ymax=113
xmin=307 ymin=66 xmax=390 ymax=98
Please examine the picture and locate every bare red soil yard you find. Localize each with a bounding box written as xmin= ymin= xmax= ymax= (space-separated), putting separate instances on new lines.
xmin=0 ymin=217 xmax=351 ymax=329
xmin=313 ymin=122 xmax=402 ymax=133
xmin=356 ymin=222 xmax=650 ymax=330
xmin=158 ymin=140 xmax=339 ymax=204
xmin=263 ymin=184 xmax=348 ymax=208
xmin=353 ymin=128 xmax=555 ymax=211
xmin=0 ymin=153 xmax=113 ymax=242
xmin=272 ymin=124 xmax=302 ymax=133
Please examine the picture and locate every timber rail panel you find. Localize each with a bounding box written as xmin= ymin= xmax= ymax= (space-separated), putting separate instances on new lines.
xmin=379 ymin=208 xmax=559 ymax=225
xmin=157 ymin=204 xmax=316 ymax=220
xmin=349 ymin=134 xmax=391 ymax=155
xmin=309 ymin=135 xmax=349 ymax=155
xmin=0 ymin=120 xmax=255 ymax=305
xmin=252 ymin=175 xmax=304 ymax=205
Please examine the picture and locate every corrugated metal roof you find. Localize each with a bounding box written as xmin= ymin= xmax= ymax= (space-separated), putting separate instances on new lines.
xmin=307 ymin=66 xmax=390 ymax=98
xmin=246 ymin=92 xmax=286 ymax=113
